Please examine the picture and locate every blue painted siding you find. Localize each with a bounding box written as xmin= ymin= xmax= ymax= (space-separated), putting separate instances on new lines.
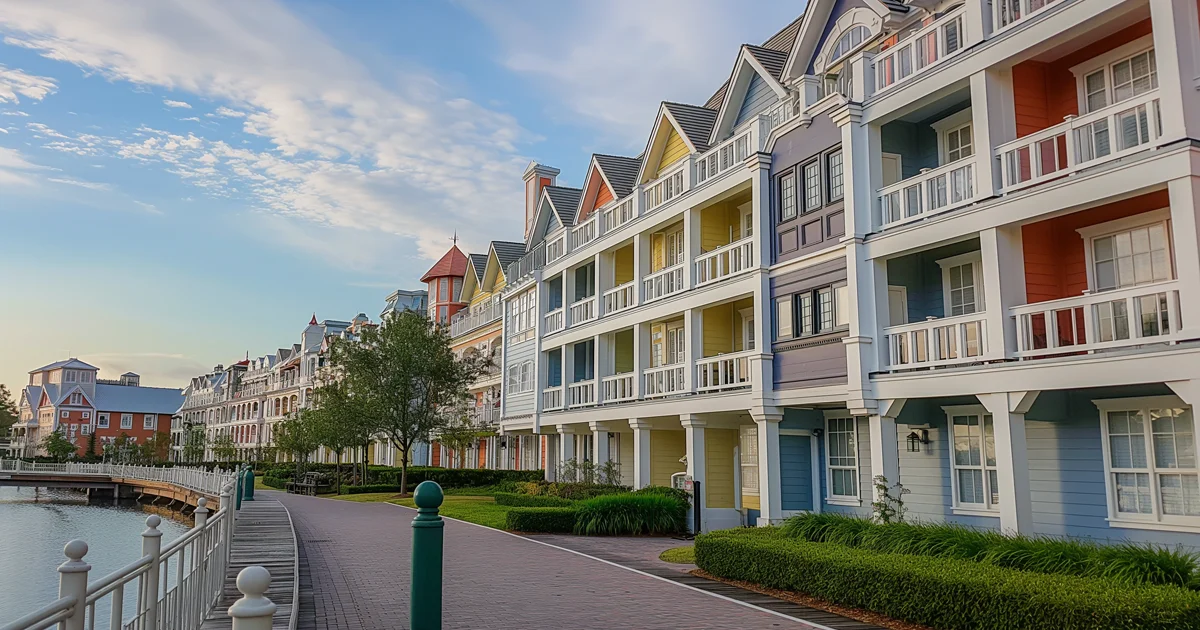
xmin=784 ymin=408 xmax=873 ymax=518
xmin=504 ymin=336 xmax=537 ymax=416
xmin=735 ymin=73 xmax=776 ymax=128
xmin=885 ymin=239 xmax=980 ymax=323
xmin=880 ymin=102 xmax=971 ymax=178
xmin=780 ymin=435 xmax=812 ymax=511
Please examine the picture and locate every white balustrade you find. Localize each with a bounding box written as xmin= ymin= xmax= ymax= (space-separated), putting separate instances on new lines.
xmin=642 ymin=264 xmax=686 ymax=304
xmin=567 ymin=380 xmax=597 ymax=408
xmin=643 ymin=364 xmax=687 ymax=398
xmin=571 ymin=214 xmax=600 ymax=250
xmin=546 ymin=233 xmax=567 ymax=265
xmin=644 ymin=167 xmax=685 ymax=212
xmin=450 ymin=300 xmax=503 ymax=337
xmin=602 ymin=281 xmax=636 ymax=315
xmin=878 ymin=158 xmax=976 ymax=228
xmin=695 ymin=237 xmax=754 ymax=286
xmin=884 ymin=312 xmax=989 ymax=369
xmin=696 ymin=130 xmax=753 ymax=185
xmin=997 ymin=91 xmax=1161 ymax=194
xmin=994 ymin=0 xmax=1061 ymax=34
xmin=873 ymin=6 xmax=965 ymax=95
xmin=601 ymin=374 xmax=636 ymax=403
xmin=469 ymin=405 xmax=502 ymax=425
xmin=569 ymin=297 xmax=597 ymax=326
xmin=542 ymin=386 xmax=564 ymax=411
xmin=602 ymin=198 xmax=636 ymax=233
xmin=544 ymin=308 xmax=565 ymax=335
xmin=1011 ymin=281 xmax=1182 ymax=359
xmin=695 ymin=351 xmax=754 ymax=393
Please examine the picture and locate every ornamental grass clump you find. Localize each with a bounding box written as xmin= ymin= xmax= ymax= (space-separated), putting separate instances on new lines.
xmin=573 ymin=494 xmax=688 ymax=536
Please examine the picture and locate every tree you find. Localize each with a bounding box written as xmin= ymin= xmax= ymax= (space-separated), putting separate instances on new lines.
xmin=327 ymin=310 xmax=488 ymax=495
xmin=41 ymin=430 xmax=76 ymax=462
xmin=0 ymin=384 xmax=17 ymax=435
xmin=274 ymin=411 xmax=320 ymax=478
xmin=140 ymin=431 xmax=171 ymax=463
xmin=84 ymin=430 xmax=98 ymax=460
xmin=182 ymin=427 xmax=207 ymax=463
xmin=437 ymin=406 xmax=490 ymax=469
xmin=211 ymin=434 xmax=237 ymax=463
xmin=105 ymin=433 xmax=136 ymax=463
xmin=310 ymin=380 xmax=372 ymax=494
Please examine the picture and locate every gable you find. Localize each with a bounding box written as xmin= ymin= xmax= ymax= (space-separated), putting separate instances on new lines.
xmin=735 ymin=73 xmax=776 ymax=127
xmin=528 ymin=194 xmax=564 ymax=245
xmin=577 ymin=164 xmax=616 ymax=223
xmin=40 ymin=391 xmax=51 ymax=407
xmin=657 ymin=125 xmax=689 ymax=178
xmin=460 ymin=263 xmax=481 ymax=304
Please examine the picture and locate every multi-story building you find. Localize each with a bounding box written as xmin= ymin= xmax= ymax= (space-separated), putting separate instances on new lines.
xmin=381 ymin=289 xmax=428 ymax=319
xmin=422 ymin=245 xmax=469 ymax=324
xmin=13 ymin=359 xmax=183 ymax=458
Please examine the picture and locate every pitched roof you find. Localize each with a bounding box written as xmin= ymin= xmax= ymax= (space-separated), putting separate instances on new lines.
xmin=21 ymin=386 xmax=42 ymax=409
xmin=745 ymin=45 xmax=789 ymax=81
xmin=491 ymin=241 xmax=527 ymax=271
xmin=30 ymin=358 xmax=98 ymax=373
xmin=705 ymin=13 xmax=803 ymax=109
xmin=663 ymin=102 xmax=718 ymax=153
xmin=94 ymin=384 xmax=185 ymax=415
xmin=419 ymin=245 xmax=469 ymax=282
xmin=544 ymin=186 xmax=582 ymax=227
xmin=593 ymin=154 xmax=642 ymax=199
xmin=468 ymin=253 xmax=488 ymax=281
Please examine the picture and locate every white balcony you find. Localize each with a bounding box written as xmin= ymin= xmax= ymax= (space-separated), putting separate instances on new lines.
xmin=695 ymin=350 xmax=754 ymax=393
xmin=643 ymin=264 xmax=686 ymax=304
xmin=546 ymin=233 xmax=567 ymax=265
xmin=879 ymin=158 xmax=976 ymax=228
xmin=1011 ymin=280 xmax=1183 ymax=359
xmin=872 ymin=5 xmax=966 ymax=96
xmin=542 ymin=386 xmax=564 ymax=411
xmin=994 ymin=0 xmax=1062 ymax=35
xmin=696 ymin=129 xmax=752 ymax=186
xmin=601 ymin=373 xmax=636 ymax=403
xmin=544 ymin=308 xmax=565 ymax=335
xmin=469 ymin=405 xmax=502 ymax=425
xmin=645 ymin=166 xmax=685 ymax=212
xmin=603 ymin=198 xmax=636 ymax=233
xmin=572 ymin=214 xmax=600 ymax=250
xmin=997 ymin=91 xmax=1162 ymax=194
xmin=602 ymin=281 xmax=636 ymax=315
xmin=450 ymin=300 xmax=503 ymax=337
xmin=569 ymin=297 xmax=597 ymax=326
xmin=643 ymin=364 xmax=687 ymax=398
xmin=568 ymin=380 xmax=597 ymax=408
xmin=695 ymin=236 xmax=754 ymax=286
xmin=884 ymin=312 xmax=989 ymax=370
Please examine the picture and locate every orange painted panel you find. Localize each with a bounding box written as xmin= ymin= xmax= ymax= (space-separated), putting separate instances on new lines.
xmin=432 ymin=441 xmax=441 ymax=467
xmin=577 ymin=166 xmax=615 ymax=223
xmin=478 ymin=439 xmax=487 ymax=468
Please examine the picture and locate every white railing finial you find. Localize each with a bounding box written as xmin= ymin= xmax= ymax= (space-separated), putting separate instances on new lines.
xmin=228 ymin=566 xmax=276 ymax=630
xmin=57 ymin=540 xmax=90 ymax=630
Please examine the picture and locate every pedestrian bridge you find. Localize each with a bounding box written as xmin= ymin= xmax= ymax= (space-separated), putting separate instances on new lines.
xmin=0 ymin=461 xmax=230 ymax=508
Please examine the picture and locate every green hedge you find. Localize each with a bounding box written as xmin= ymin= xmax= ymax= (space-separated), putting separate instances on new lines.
xmin=513 ymin=481 xmax=629 ymax=500
xmin=504 ymin=507 xmax=577 ymax=533
xmin=696 ymin=528 xmax=1200 ymax=630
xmin=632 ymin=485 xmax=691 ymax=504
xmin=345 ymin=484 xmax=402 ymax=494
xmin=573 ymin=494 xmax=688 ymax=536
xmin=493 ymin=492 xmax=575 ymax=507
xmin=258 ymin=465 xmax=543 ymax=490
xmin=262 ymin=476 xmax=288 ymax=489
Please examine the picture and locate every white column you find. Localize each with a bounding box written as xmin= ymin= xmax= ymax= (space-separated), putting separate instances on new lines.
xmin=594 ymin=252 xmax=607 ymax=317
xmin=683 ymin=207 xmax=699 ymax=289
xmin=1168 ymin=177 xmax=1200 ymax=336
xmin=629 ymin=419 xmax=652 ymax=489
xmin=963 ymin=0 xmax=993 ymax=43
xmin=681 ymin=414 xmax=707 ymax=532
xmin=633 ymin=322 xmax=648 ymax=399
xmin=57 ymin=540 xmax=90 ymax=630
xmin=543 ymin=434 xmax=557 ymax=481
xmin=978 ymin=225 xmax=1026 ymax=358
xmin=633 ymin=232 xmax=648 ymax=303
xmin=748 ymin=153 xmax=771 ymax=269
xmin=590 ymin=422 xmax=610 ymax=464
xmin=1151 ymin=0 xmax=1200 ymax=144
xmin=753 ymin=411 xmax=782 ymax=526
xmin=594 ymin=333 xmax=607 ymax=403
xmin=970 ymin=68 xmax=1015 ymax=199
xmin=564 ymin=266 xmax=577 ymax=326
xmin=557 ymin=425 xmax=576 ymax=464
xmin=977 ymin=391 xmax=1038 ymax=535
xmin=683 ymin=308 xmax=699 ymax=392
xmin=869 ymin=399 xmax=905 ymax=503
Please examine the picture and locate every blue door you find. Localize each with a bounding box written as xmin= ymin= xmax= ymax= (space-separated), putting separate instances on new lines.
xmin=780 ymin=435 xmax=813 ymax=511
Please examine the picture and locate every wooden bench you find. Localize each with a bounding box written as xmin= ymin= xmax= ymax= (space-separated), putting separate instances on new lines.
xmin=286 ymin=472 xmax=330 ymax=495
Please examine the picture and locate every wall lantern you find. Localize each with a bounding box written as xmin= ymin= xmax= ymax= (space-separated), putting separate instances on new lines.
xmin=812 ymin=428 xmax=824 ymax=439
xmin=906 ymin=429 xmax=930 ymax=453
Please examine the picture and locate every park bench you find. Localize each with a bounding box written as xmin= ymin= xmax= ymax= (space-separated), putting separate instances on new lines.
xmin=286 ymin=471 xmax=330 ymax=495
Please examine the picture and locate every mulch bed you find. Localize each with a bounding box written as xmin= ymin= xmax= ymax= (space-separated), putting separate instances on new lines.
xmin=691 ymin=569 xmax=932 ymax=630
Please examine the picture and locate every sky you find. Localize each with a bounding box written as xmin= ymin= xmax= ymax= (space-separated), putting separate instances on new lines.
xmin=0 ymin=0 xmax=802 ymax=395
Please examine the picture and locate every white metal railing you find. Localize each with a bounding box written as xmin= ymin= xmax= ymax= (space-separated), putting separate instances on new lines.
xmin=569 ymin=297 xmax=597 ymax=326
xmin=602 ymin=198 xmax=636 ymax=233
xmin=571 ymin=214 xmax=600 ymax=250
xmin=764 ymin=97 xmax=799 ymax=133
xmin=695 ymin=237 xmax=754 ymax=286
xmin=567 ymin=380 xmax=597 ymax=408
xmin=643 ymin=364 xmax=687 ymax=398
xmin=995 ymin=0 xmax=1061 ymax=34
xmin=879 ymin=158 xmax=976 ymax=228
xmin=601 ymin=373 xmax=636 ymax=403
xmin=450 ymin=300 xmax=503 ymax=337
xmin=542 ymin=386 xmax=564 ymax=411
xmin=873 ymin=6 xmax=966 ymax=95
xmin=884 ymin=312 xmax=989 ymax=369
xmin=0 ymin=463 xmax=238 ymax=630
xmin=0 ymin=461 xmax=233 ymax=496
xmin=506 ymin=241 xmax=545 ymax=286
xmin=545 ymin=233 xmax=567 ymax=266
xmin=643 ymin=264 xmax=686 ymax=304
xmin=644 ymin=166 xmax=685 ymax=212
xmin=544 ymin=308 xmax=565 ymax=335
xmin=695 ymin=351 xmax=754 ymax=393
xmin=697 ymin=130 xmax=752 ymax=185
xmin=602 ymin=281 xmax=636 ymax=315
xmin=997 ymin=91 xmax=1161 ymax=194
xmin=469 ymin=405 xmax=502 ymax=425
xmin=1011 ymin=281 xmax=1183 ymax=359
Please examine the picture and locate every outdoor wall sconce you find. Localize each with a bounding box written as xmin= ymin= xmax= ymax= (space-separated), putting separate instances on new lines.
xmin=906 ymin=429 xmax=930 ymax=453
xmin=812 ymin=428 xmax=823 ymax=438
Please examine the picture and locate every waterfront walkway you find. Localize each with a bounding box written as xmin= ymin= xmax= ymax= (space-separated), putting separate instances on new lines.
xmin=271 ymin=490 xmax=876 ymax=630
xmin=201 ymin=499 xmax=297 ymax=630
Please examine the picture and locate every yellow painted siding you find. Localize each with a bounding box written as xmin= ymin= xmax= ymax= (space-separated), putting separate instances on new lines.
xmin=703 ymin=304 xmax=734 ymax=358
xmin=731 ymin=296 xmax=754 ymax=353
xmin=743 ymin=493 xmax=761 ymax=510
xmin=657 ymin=125 xmax=689 ymax=177
xmin=613 ymin=329 xmax=635 ymax=373
xmin=699 ymin=204 xmax=739 ymax=252
xmin=651 ymin=233 xmax=664 ymax=271
xmin=705 ymin=429 xmax=737 ymax=509
xmin=614 ymin=246 xmax=634 ymax=285
xmin=494 ymin=270 xmax=507 ymax=292
xmin=619 ymin=433 xmax=635 ymax=487
xmin=650 ymin=430 xmax=686 ymax=487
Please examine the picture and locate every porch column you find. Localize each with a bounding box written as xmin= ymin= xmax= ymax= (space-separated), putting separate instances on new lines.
xmin=683 ymin=208 xmax=699 ymax=290
xmin=747 ymin=151 xmax=771 ymax=269
xmin=564 ymin=266 xmax=577 ymax=327
xmin=594 ymin=333 xmax=607 ymax=404
xmin=683 ymin=308 xmax=700 ymax=393
xmin=629 ymin=419 xmax=652 ymax=489
xmin=753 ymin=411 xmax=783 ymax=526
xmin=978 ymin=225 xmax=1026 ymax=358
xmin=543 ymin=434 xmax=557 ymax=481
xmin=977 ymin=391 xmax=1038 ymax=535
xmin=681 ymin=414 xmax=707 ymax=532
xmin=590 ymin=422 xmax=610 ymax=464
xmin=633 ymin=232 xmax=648 ymax=303
xmin=556 ymin=425 xmax=576 ymax=465
xmin=632 ymin=322 xmax=648 ymax=399
xmin=594 ymin=252 xmax=608 ymax=317
xmin=1168 ymin=177 xmax=1200 ymax=336
xmin=1151 ymin=0 xmax=1200 ymax=144
xmin=969 ymin=68 xmax=1015 ymax=199
xmin=869 ymin=399 xmax=905 ymax=503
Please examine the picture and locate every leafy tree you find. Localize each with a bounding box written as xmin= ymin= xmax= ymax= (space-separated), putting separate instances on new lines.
xmin=274 ymin=411 xmax=320 ymax=478
xmin=140 ymin=431 xmax=171 ymax=463
xmin=327 ymin=310 xmax=488 ymax=494
xmin=437 ymin=406 xmax=490 ymax=469
xmin=41 ymin=430 xmax=76 ymax=462
xmin=84 ymin=430 xmax=98 ymax=460
xmin=310 ymin=380 xmax=372 ymax=494
xmin=182 ymin=427 xmax=207 ymax=463
xmin=0 ymin=384 xmax=17 ymax=434
xmin=105 ymin=433 xmax=137 ymax=463
xmin=211 ymin=433 xmax=238 ymax=463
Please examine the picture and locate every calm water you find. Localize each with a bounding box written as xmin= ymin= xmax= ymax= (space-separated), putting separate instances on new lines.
xmin=0 ymin=486 xmax=190 ymax=619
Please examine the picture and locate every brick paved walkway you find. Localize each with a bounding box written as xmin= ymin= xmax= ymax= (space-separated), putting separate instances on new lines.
xmin=272 ymin=491 xmax=810 ymax=629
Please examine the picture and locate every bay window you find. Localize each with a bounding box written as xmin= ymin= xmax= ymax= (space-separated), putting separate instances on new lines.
xmin=775 ymin=283 xmax=850 ymax=341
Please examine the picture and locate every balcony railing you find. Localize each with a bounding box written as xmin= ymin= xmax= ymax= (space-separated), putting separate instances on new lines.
xmin=601 ymin=373 xmax=636 ymax=403
xmin=546 ymin=233 xmax=567 ymax=265
xmin=997 ymin=91 xmax=1161 ymax=194
xmin=643 ymin=364 xmax=687 ymax=398
xmin=695 ymin=236 xmax=754 ymax=286
xmin=450 ymin=300 xmax=503 ymax=337
xmin=602 ymin=281 xmax=636 ymax=315
xmin=884 ymin=312 xmax=989 ymax=370
xmin=572 ymin=213 xmax=600 ymax=250
xmin=602 ymin=198 xmax=636 ymax=232
xmin=569 ymin=297 xmax=597 ymax=326
xmin=697 ymin=130 xmax=752 ymax=186
xmin=994 ymin=0 xmax=1061 ymax=34
xmin=1011 ymin=280 xmax=1182 ymax=359
xmin=542 ymin=386 xmax=564 ymax=411
xmin=544 ymin=308 xmax=565 ymax=335
xmin=568 ymin=380 xmax=597 ymax=408
xmin=645 ymin=166 xmax=685 ymax=212
xmin=505 ymin=241 xmax=545 ymax=286
xmin=873 ymin=5 xmax=965 ymax=95
xmin=643 ymin=264 xmax=686 ymax=304
xmin=879 ymin=158 xmax=976 ymax=228
xmin=695 ymin=351 xmax=754 ymax=393
xmin=469 ymin=405 xmax=502 ymax=425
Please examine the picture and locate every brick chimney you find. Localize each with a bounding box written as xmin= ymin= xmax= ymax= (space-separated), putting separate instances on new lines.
xmin=522 ymin=162 xmax=560 ymax=240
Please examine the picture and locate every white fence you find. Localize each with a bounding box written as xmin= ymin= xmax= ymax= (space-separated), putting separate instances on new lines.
xmin=0 ymin=461 xmax=233 ymax=496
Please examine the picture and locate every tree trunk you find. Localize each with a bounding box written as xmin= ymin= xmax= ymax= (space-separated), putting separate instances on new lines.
xmin=400 ymin=445 xmax=409 ymax=496
xmin=335 ymin=450 xmax=342 ymax=495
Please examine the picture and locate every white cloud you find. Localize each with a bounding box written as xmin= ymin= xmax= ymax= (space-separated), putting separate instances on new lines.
xmin=0 ymin=63 xmax=56 ymax=103
xmin=2 ymin=110 xmax=30 ymax=116
xmin=213 ymin=106 xmax=245 ymax=118
xmin=163 ymin=98 xmax=191 ymax=108
xmin=132 ymin=200 xmax=161 ymax=214
xmin=0 ymin=146 xmax=44 ymax=185
xmin=47 ymin=176 xmax=111 ymax=191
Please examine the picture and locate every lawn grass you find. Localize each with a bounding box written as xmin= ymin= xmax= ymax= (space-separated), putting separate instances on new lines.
xmin=328 ymin=492 xmax=404 ymax=503
xmin=659 ymin=546 xmax=695 ymax=564
xmin=389 ymin=495 xmax=512 ymax=529
xmin=253 ymin=477 xmax=272 ymax=491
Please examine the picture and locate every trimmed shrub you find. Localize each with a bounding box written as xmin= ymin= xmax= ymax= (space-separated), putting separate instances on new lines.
xmin=514 ymin=481 xmax=546 ymax=496
xmin=262 ymin=476 xmax=288 ymax=490
xmin=374 ymin=467 xmax=544 ymax=490
xmin=696 ymin=528 xmax=1200 ymax=630
xmin=493 ymin=492 xmax=575 ymax=507
xmin=345 ymin=484 xmax=402 ymax=494
xmin=515 ymin=481 xmax=630 ymax=500
xmin=632 ymin=485 xmax=691 ymax=504
xmin=505 ymin=507 xmax=577 ymax=533
xmin=781 ymin=513 xmax=1199 ymax=588
xmin=573 ymin=494 xmax=687 ymax=536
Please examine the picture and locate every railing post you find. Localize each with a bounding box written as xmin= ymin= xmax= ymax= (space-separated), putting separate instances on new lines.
xmin=194 ymin=497 xmax=210 ymax=528
xmin=410 ymin=481 xmax=444 ymax=630
xmin=58 ymin=540 xmax=90 ymax=630
xmin=142 ymin=515 xmax=163 ymax=630
xmin=227 ymin=566 xmax=276 ymax=630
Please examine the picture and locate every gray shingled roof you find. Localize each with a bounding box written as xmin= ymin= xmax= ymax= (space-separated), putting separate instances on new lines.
xmin=705 ymin=13 xmax=803 ymax=109
xmin=593 ymin=154 xmax=642 ymax=199
xmin=663 ymin=102 xmax=718 ymax=153
xmin=95 ymin=384 xmax=185 ymax=415
xmin=468 ymin=253 xmax=488 ymax=281
xmin=544 ymin=186 xmax=582 ymax=227
xmin=491 ymin=241 xmax=526 ymax=270
xmin=745 ymin=45 xmax=789 ymax=81
xmin=31 ymin=358 xmax=97 ymax=373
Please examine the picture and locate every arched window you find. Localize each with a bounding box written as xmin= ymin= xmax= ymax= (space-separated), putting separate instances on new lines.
xmin=828 ymin=25 xmax=870 ymax=65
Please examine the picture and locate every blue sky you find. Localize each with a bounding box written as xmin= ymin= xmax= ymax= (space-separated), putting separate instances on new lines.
xmin=0 ymin=0 xmax=802 ymax=392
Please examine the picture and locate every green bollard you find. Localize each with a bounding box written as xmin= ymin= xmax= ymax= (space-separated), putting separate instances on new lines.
xmin=410 ymin=480 xmax=444 ymax=630
xmin=235 ymin=469 xmax=244 ymax=510
xmin=243 ymin=467 xmax=255 ymax=501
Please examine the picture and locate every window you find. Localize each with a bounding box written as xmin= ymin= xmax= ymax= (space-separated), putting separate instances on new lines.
xmin=828 ymin=25 xmax=869 ymax=64
xmin=509 ymin=290 xmax=536 ymax=343
xmin=740 ymin=425 xmax=759 ymax=496
xmin=65 ymin=370 xmax=76 ymax=383
xmin=937 ymin=252 xmax=984 ymax=316
xmin=506 ymin=361 xmax=534 ymax=394
xmin=60 ymin=410 xmax=68 ymax=418
xmin=827 ymin=151 xmax=844 ymax=201
xmin=826 ymin=416 xmax=859 ymax=501
xmin=779 ymin=172 xmax=797 ymax=221
xmin=121 ymin=414 xmax=133 ymax=429
xmin=944 ymin=406 xmax=998 ymax=512
xmin=144 ymin=414 xmax=157 ymax=429
xmin=775 ymin=296 xmax=794 ymax=340
xmin=81 ymin=424 xmax=90 ymax=435
xmin=1088 ymin=220 xmax=1171 ymax=292
xmin=69 ymin=393 xmax=82 ymax=406
xmin=1077 ymin=46 xmax=1157 ymax=114
xmin=82 ymin=412 xmax=90 ymax=420
xmin=945 ymin=123 xmax=973 ymax=162
xmin=1097 ymin=397 xmax=1200 ymax=526
xmin=802 ymin=160 xmax=821 ymax=212
xmin=438 ymin=277 xmax=449 ymax=301
xmin=784 ymin=283 xmax=851 ymax=339
xmin=97 ymin=413 xmax=109 ymax=428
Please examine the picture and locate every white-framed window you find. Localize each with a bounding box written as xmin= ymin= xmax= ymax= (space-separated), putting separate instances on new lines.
xmin=120 ymin=414 xmax=133 ymax=430
xmin=827 ymin=150 xmax=844 ymax=201
xmin=780 ymin=171 xmax=797 ymax=221
xmin=1074 ymin=43 xmax=1157 ymax=114
xmin=65 ymin=370 xmax=76 ymax=383
xmin=508 ymin=289 xmax=537 ymax=343
xmin=69 ymin=393 xmax=82 ymax=406
xmin=782 ymin=283 xmax=851 ymax=340
xmin=945 ymin=123 xmax=973 ymax=162
xmin=506 ymin=361 xmax=534 ymax=394
xmin=82 ymin=411 xmax=90 ymax=420
xmin=802 ymin=160 xmax=821 ymax=212
xmin=739 ymin=424 xmax=759 ymax=496
xmin=936 ymin=252 xmax=985 ymax=316
xmin=144 ymin=414 xmax=157 ymax=429
xmin=828 ymin=25 xmax=870 ymax=65
xmin=825 ymin=415 xmax=859 ymax=503
xmin=930 ymin=108 xmax=974 ymax=166
xmin=60 ymin=410 xmax=69 ymax=418
xmin=97 ymin=413 xmax=109 ymax=429
xmin=81 ymin=424 xmax=90 ymax=435
xmin=1096 ymin=396 xmax=1200 ymax=528
xmin=775 ymin=296 xmax=793 ymax=340
xmin=943 ymin=405 xmax=999 ymax=513
xmin=1078 ymin=210 xmax=1173 ymax=293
